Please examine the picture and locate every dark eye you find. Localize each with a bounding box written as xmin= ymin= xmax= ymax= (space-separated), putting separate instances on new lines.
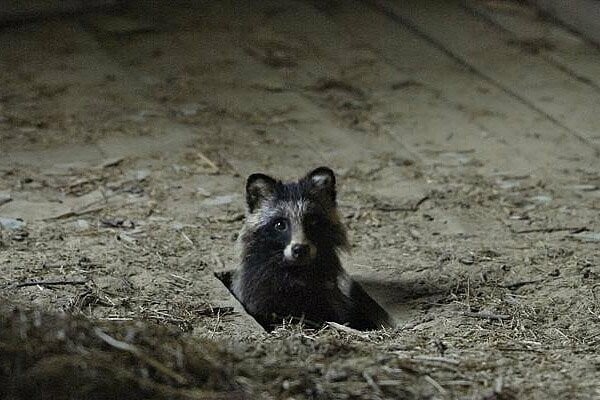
xmin=273 ymin=219 xmax=288 ymax=231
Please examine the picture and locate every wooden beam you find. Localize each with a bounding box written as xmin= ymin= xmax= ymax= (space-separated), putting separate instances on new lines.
xmin=0 ymin=0 xmax=117 ymax=23
xmin=534 ymin=0 xmax=600 ymax=46
xmin=466 ymin=0 xmax=600 ymax=90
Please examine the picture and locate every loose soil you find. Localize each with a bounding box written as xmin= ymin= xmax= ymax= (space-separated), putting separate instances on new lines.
xmin=1 ymin=1 xmax=599 ymax=399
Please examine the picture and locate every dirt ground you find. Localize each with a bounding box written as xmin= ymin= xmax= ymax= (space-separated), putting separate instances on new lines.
xmin=1 ymin=0 xmax=599 ymax=399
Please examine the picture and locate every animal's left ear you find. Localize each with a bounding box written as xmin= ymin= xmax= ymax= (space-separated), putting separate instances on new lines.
xmin=306 ymin=166 xmax=336 ymax=204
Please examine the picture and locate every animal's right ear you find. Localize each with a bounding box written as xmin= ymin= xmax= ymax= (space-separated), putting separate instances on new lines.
xmin=246 ymin=173 xmax=276 ymax=212
xmin=306 ymin=166 xmax=336 ymax=204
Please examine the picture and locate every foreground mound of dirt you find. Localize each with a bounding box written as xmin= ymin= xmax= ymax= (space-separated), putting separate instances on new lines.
xmin=0 ymin=304 xmax=245 ymax=400
xmin=0 ymin=304 xmax=433 ymax=400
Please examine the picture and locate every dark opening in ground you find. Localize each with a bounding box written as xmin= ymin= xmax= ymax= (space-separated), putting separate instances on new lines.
xmin=215 ymin=270 xmax=270 ymax=332
xmin=214 ymin=270 xmax=393 ymax=332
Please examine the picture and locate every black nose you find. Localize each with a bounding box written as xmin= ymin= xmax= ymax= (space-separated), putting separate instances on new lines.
xmin=291 ymin=244 xmax=309 ymax=259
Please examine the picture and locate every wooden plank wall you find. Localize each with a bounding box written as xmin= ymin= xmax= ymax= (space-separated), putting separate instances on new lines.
xmin=371 ymin=0 xmax=600 ymax=157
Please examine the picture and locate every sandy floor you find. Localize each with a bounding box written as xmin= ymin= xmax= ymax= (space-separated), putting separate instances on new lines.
xmin=1 ymin=1 xmax=599 ymax=399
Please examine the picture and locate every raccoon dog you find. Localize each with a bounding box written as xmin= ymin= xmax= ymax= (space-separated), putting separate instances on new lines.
xmin=231 ymin=166 xmax=392 ymax=331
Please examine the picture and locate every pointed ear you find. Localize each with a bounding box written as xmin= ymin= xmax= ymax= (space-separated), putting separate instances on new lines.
xmin=246 ymin=173 xmax=276 ymax=212
xmin=306 ymin=166 xmax=336 ymax=204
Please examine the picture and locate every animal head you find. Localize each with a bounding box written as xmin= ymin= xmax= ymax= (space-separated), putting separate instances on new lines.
xmin=239 ymin=166 xmax=348 ymax=267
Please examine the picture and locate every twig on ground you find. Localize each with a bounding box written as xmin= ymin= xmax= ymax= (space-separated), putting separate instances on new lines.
xmin=499 ymin=279 xmax=543 ymax=290
xmin=463 ymin=311 xmax=510 ymax=320
xmin=424 ymin=375 xmax=447 ymax=395
xmin=181 ymin=231 xmax=194 ymax=247
xmin=94 ymin=328 xmax=188 ymax=385
xmin=197 ymin=151 xmax=220 ymax=173
xmin=170 ymin=273 xmax=192 ymax=283
xmin=443 ymin=380 xmax=473 ymax=386
xmin=374 ymin=196 xmax=430 ymax=212
xmin=554 ymin=328 xmax=570 ymax=340
xmin=412 ymin=355 xmax=460 ymax=365
xmin=209 ymin=309 xmax=222 ymax=339
xmin=43 ymin=206 xmax=106 ymax=221
xmin=16 ymin=279 xmax=87 ymax=288
xmin=394 ymin=354 xmax=460 ymax=371
xmin=514 ymin=226 xmax=587 ymax=234
xmin=197 ymin=306 xmax=234 ymax=317
xmin=98 ymin=316 xmax=134 ymax=321
xmin=326 ymin=321 xmax=371 ymax=339
xmin=100 ymin=157 xmax=125 ymax=169
xmin=362 ymin=371 xmax=383 ymax=397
